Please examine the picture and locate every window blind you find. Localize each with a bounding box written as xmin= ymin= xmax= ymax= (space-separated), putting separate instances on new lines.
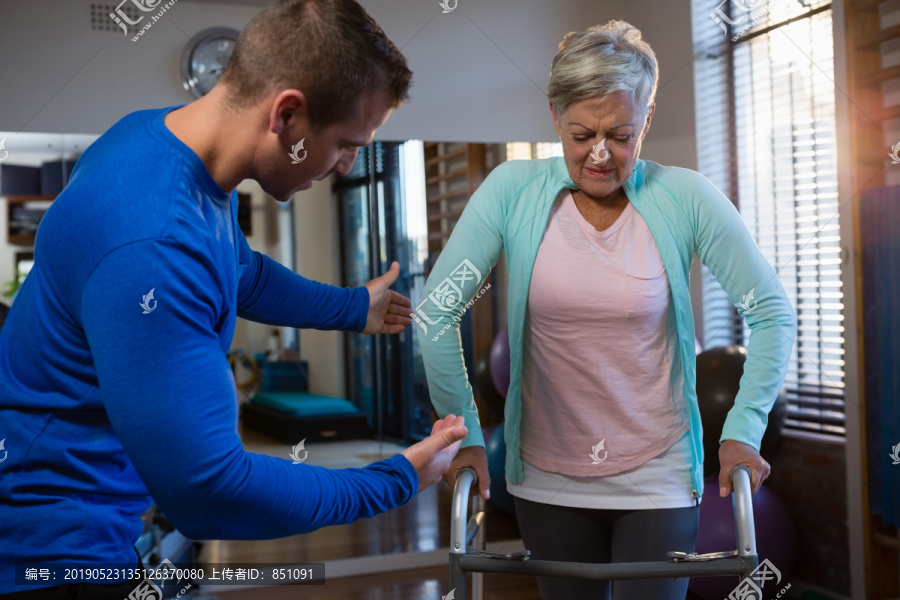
xmin=692 ymin=0 xmax=844 ymax=435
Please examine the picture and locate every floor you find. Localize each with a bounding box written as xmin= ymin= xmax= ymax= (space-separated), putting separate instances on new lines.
xmin=212 ymin=566 xmax=542 ymax=600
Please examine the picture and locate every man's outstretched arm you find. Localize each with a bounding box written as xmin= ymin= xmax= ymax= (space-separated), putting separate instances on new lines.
xmin=236 ymin=230 xmax=411 ymax=333
xmin=82 ymin=239 xmax=461 ymax=540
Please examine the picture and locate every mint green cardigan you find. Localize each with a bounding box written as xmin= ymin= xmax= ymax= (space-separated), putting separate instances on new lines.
xmin=418 ymin=157 xmax=796 ymax=498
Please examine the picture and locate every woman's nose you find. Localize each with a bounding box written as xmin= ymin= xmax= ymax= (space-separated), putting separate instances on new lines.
xmin=590 ymin=139 xmax=610 ymax=165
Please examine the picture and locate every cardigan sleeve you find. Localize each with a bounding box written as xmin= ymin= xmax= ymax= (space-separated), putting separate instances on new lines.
xmin=688 ymin=171 xmax=797 ymax=451
xmin=418 ymin=162 xmax=516 ymax=449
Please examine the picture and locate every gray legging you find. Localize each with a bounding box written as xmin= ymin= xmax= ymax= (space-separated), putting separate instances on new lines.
xmin=513 ymin=496 xmax=700 ymax=600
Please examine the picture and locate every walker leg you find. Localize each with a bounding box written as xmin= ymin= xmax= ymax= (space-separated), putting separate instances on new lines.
xmin=449 ymin=552 xmax=466 ymax=600
xmin=472 ymin=496 xmax=485 ymax=600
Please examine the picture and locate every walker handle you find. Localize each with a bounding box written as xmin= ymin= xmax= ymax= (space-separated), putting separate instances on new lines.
xmin=730 ymin=465 xmax=757 ymax=557
xmin=450 ymin=467 xmax=478 ymax=555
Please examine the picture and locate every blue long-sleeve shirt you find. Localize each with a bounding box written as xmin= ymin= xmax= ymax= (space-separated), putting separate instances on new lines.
xmin=0 ymin=106 xmax=417 ymax=593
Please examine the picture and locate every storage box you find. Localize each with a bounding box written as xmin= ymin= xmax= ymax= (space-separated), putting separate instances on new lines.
xmin=1 ymin=164 xmax=42 ymax=196
xmin=40 ymin=159 xmax=78 ymax=196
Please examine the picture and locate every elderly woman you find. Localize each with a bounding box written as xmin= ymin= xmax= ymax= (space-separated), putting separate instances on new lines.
xmin=419 ymin=20 xmax=796 ymax=600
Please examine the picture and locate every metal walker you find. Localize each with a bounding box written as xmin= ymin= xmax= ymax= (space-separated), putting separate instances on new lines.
xmin=448 ymin=466 xmax=760 ymax=600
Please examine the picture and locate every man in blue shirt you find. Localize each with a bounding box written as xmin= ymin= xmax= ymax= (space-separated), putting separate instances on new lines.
xmin=0 ymin=0 xmax=467 ymax=596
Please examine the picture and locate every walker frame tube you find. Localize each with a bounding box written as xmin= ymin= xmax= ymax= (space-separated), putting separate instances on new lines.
xmin=448 ymin=466 xmax=759 ymax=600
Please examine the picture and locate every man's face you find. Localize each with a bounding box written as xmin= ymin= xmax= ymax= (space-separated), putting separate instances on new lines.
xmin=259 ymin=90 xmax=393 ymax=202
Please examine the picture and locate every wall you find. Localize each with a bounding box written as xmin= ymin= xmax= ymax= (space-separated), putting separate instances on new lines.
xmin=619 ymin=0 xmax=698 ymax=172
xmin=228 ymin=179 xmax=278 ymax=363
xmin=292 ymin=176 xmax=345 ymax=398
xmin=0 ymin=0 xmax=697 ymax=151
xmin=369 ymin=0 xmax=621 ymax=143
xmin=832 ymin=0 xmax=882 ymax=594
xmin=0 ymin=1 xmax=259 ymax=135
xmin=765 ymin=434 xmax=851 ymax=595
xmin=0 ymin=0 xmax=623 ymax=143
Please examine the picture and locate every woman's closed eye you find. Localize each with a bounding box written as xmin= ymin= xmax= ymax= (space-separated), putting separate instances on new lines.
xmin=571 ymin=135 xmax=633 ymax=144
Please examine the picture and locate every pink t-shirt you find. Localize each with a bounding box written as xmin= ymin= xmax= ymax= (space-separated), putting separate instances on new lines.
xmin=519 ymin=190 xmax=688 ymax=477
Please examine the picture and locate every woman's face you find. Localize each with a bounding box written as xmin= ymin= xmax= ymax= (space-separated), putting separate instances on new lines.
xmin=551 ymin=92 xmax=654 ymax=200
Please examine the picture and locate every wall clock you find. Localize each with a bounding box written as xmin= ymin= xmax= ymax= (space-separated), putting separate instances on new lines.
xmin=180 ymin=27 xmax=240 ymax=99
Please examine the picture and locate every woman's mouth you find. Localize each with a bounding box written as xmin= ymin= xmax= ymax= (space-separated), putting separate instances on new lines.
xmin=586 ymin=166 xmax=615 ymax=178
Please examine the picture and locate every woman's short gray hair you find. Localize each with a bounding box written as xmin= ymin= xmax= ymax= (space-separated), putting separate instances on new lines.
xmin=548 ymin=20 xmax=659 ymax=115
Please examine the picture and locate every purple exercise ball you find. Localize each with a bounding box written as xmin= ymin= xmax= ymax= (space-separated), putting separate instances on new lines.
xmin=490 ymin=326 xmax=511 ymax=398
xmin=689 ymin=476 xmax=797 ymax=600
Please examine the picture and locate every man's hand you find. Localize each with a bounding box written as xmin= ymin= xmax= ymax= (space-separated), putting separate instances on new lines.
xmin=362 ymin=261 xmax=412 ymax=335
xmin=442 ymin=445 xmax=491 ymax=500
xmin=401 ymin=415 xmax=468 ymax=494
xmin=718 ymin=439 xmax=771 ymax=497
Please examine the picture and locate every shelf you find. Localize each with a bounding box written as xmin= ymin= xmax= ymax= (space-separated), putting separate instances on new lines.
xmin=426 ymin=167 xmax=467 ymax=185
xmin=858 ymin=64 xmax=900 ymax=87
xmin=854 ymin=103 xmax=900 ymax=123
xmin=427 ymin=208 xmax=465 ymax=223
xmin=5 ymin=195 xmax=55 ymax=246
xmin=4 ymin=195 xmax=56 ymax=204
xmin=425 ymin=147 xmax=466 ymax=166
xmin=847 ymin=0 xmax=888 ymax=10
xmin=7 ymin=235 xmax=37 ymax=246
xmin=856 ymin=23 xmax=900 ymax=50
xmin=426 ymin=190 xmax=468 ymax=204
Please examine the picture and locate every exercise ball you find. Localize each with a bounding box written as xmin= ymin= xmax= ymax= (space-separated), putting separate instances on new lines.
xmin=689 ymin=476 xmax=797 ymax=600
xmin=485 ymin=424 xmax=516 ymax=516
xmin=696 ymin=346 xmax=788 ymax=476
xmin=481 ymin=423 xmax=499 ymax=443
xmin=473 ymin=350 xmax=505 ymax=427
xmin=489 ymin=326 xmax=511 ymax=398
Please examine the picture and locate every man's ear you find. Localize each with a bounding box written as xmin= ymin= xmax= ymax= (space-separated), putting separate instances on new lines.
xmin=269 ymin=89 xmax=307 ymax=135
